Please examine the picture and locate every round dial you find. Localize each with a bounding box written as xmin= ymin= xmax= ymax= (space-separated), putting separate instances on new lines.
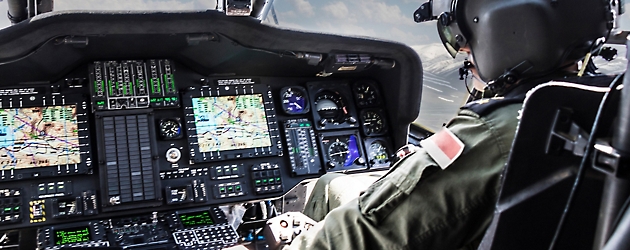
xmin=281 ymin=87 xmax=309 ymax=115
xmin=368 ymin=141 xmax=389 ymax=165
xmin=160 ymin=119 xmax=182 ymax=139
xmin=328 ymin=140 xmax=349 ymax=168
xmin=361 ymin=110 xmax=386 ymax=135
xmin=315 ymin=91 xmax=347 ymax=123
xmin=354 ymin=82 xmax=380 ymax=107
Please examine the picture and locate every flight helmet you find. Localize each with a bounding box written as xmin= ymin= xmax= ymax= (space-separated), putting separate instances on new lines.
xmin=415 ymin=0 xmax=620 ymax=89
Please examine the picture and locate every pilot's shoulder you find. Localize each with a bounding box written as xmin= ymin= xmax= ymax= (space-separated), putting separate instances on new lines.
xmin=460 ymin=96 xmax=523 ymax=117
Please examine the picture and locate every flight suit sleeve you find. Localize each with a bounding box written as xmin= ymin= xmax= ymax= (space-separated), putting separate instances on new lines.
xmin=286 ymin=103 xmax=521 ymax=250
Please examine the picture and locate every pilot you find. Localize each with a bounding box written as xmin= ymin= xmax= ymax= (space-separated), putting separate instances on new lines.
xmin=284 ymin=0 xmax=617 ymax=249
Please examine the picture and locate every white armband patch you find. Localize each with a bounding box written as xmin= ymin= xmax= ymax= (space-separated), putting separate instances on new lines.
xmin=420 ymin=128 xmax=465 ymax=169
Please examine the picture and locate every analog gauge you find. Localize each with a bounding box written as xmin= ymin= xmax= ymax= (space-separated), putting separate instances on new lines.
xmin=368 ymin=140 xmax=390 ymax=166
xmin=361 ymin=109 xmax=387 ymax=136
xmin=314 ymin=91 xmax=347 ymax=124
xmin=280 ymin=86 xmax=310 ymax=115
xmin=321 ymin=133 xmax=364 ymax=170
xmin=354 ymin=81 xmax=380 ymax=107
xmin=328 ymin=140 xmax=349 ymax=168
xmin=159 ymin=118 xmax=183 ymax=140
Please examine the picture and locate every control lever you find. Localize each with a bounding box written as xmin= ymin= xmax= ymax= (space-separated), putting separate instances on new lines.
xmin=264 ymin=212 xmax=317 ymax=250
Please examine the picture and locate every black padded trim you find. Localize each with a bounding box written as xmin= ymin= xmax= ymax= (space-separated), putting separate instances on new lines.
xmin=462 ymin=74 xmax=617 ymax=117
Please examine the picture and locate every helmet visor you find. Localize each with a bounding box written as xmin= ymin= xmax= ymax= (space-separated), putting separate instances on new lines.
xmin=437 ymin=19 xmax=460 ymax=58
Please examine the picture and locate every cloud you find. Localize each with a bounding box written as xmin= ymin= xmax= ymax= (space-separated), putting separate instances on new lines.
xmin=54 ymin=0 xmax=216 ymax=11
xmin=322 ymin=2 xmax=351 ymax=21
xmin=355 ymin=0 xmax=412 ymax=26
xmin=290 ymin=0 xmax=314 ymax=17
xmin=388 ymin=26 xmax=429 ymax=44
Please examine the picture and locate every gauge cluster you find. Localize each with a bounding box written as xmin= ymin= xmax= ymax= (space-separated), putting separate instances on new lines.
xmin=279 ymin=80 xmax=393 ymax=174
xmin=0 ymin=58 xmax=395 ymax=234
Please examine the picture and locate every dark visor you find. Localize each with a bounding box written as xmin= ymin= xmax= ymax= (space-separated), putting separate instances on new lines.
xmin=434 ymin=0 xmax=465 ymax=58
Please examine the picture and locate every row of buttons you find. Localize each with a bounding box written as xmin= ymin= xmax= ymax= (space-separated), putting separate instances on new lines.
xmin=37 ymin=181 xmax=70 ymax=197
xmin=252 ymin=163 xmax=283 ymax=194
xmin=213 ymin=182 xmax=245 ymax=199
xmin=174 ymin=225 xmax=238 ymax=247
xmin=210 ymin=165 xmax=245 ymax=180
xmin=161 ymin=168 xmax=209 ymax=180
xmin=0 ymin=189 xmax=21 ymax=224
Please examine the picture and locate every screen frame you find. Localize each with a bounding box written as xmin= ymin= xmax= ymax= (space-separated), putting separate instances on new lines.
xmin=0 ymin=87 xmax=92 ymax=183
xmin=191 ymin=94 xmax=273 ymax=152
xmin=178 ymin=210 xmax=215 ymax=228
xmin=53 ymin=226 xmax=92 ymax=246
xmin=183 ymin=83 xmax=282 ymax=163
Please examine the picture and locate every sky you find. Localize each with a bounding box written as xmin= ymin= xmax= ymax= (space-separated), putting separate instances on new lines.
xmin=0 ymin=0 xmax=627 ymax=130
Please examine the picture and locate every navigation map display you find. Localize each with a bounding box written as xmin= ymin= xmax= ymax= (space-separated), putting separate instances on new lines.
xmin=192 ymin=95 xmax=272 ymax=152
xmin=0 ymin=106 xmax=80 ymax=169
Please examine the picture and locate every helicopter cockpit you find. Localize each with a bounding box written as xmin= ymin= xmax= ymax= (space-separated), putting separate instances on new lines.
xmin=0 ymin=0 xmax=628 ymax=249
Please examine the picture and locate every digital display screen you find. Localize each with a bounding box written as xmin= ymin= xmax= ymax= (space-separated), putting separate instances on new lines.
xmin=0 ymin=106 xmax=80 ymax=170
xmin=192 ymin=95 xmax=272 ymax=152
xmin=179 ymin=210 xmax=215 ymax=228
xmin=54 ymin=226 xmax=91 ymax=246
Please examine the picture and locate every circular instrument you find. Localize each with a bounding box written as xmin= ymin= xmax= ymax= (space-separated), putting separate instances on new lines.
xmin=368 ymin=140 xmax=389 ymax=166
xmin=159 ymin=118 xmax=183 ymax=140
xmin=354 ymin=81 xmax=380 ymax=107
xmin=361 ymin=110 xmax=386 ymax=136
xmin=314 ymin=91 xmax=347 ymax=124
xmin=328 ymin=140 xmax=349 ymax=168
xmin=166 ymin=148 xmax=182 ymax=163
xmin=280 ymin=87 xmax=309 ymax=115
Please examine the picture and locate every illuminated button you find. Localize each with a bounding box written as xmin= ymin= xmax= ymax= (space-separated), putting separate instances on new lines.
xmin=37 ymin=184 xmax=46 ymax=195
xmin=262 ymin=179 xmax=268 ymax=185
xmin=255 ymin=180 xmax=262 ymax=187
xmin=276 ymin=177 xmax=281 ymax=183
xmin=13 ymin=206 xmax=19 ymax=212
xmin=3 ymin=207 xmax=10 ymax=214
xmin=216 ymin=168 xmax=223 ymax=176
xmin=57 ymin=182 xmax=65 ymax=193
xmin=235 ymin=185 xmax=242 ymax=192
xmin=269 ymin=178 xmax=275 ymax=185
xmin=219 ymin=187 xmax=226 ymax=194
xmin=233 ymin=167 xmax=239 ymax=174
xmin=224 ymin=168 xmax=232 ymax=176
xmin=227 ymin=186 xmax=234 ymax=193
xmin=47 ymin=183 xmax=56 ymax=194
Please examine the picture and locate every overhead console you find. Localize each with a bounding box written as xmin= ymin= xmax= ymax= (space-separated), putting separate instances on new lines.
xmin=0 ymin=10 xmax=422 ymax=249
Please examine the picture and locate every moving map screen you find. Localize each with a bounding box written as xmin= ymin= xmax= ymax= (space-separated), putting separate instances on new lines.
xmin=192 ymin=95 xmax=272 ymax=152
xmin=0 ymin=106 xmax=81 ymax=169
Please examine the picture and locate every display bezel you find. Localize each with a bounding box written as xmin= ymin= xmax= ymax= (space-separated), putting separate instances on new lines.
xmin=183 ymin=84 xmax=282 ymax=163
xmin=0 ymin=87 xmax=91 ymax=182
xmin=318 ymin=130 xmax=367 ymax=172
xmin=178 ymin=210 xmax=216 ymax=228
xmin=363 ymin=137 xmax=393 ymax=169
xmin=307 ymin=81 xmax=359 ymax=131
xmin=53 ymin=226 xmax=92 ymax=246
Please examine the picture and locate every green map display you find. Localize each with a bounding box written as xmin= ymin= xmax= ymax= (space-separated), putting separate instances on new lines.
xmin=0 ymin=106 xmax=81 ymax=169
xmin=192 ymin=95 xmax=272 ymax=152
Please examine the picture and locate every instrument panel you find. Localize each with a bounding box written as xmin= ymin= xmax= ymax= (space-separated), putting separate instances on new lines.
xmin=0 ymin=59 xmax=395 ymax=249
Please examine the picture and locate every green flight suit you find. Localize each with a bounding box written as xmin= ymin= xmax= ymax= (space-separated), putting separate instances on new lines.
xmin=288 ymin=102 xmax=522 ymax=250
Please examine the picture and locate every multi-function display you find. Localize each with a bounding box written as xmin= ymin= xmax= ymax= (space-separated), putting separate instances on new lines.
xmin=192 ymin=95 xmax=272 ymax=152
xmin=0 ymin=106 xmax=80 ymax=170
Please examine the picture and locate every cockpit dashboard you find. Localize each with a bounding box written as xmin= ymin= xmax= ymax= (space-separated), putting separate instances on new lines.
xmin=0 ymin=10 xmax=423 ymax=249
